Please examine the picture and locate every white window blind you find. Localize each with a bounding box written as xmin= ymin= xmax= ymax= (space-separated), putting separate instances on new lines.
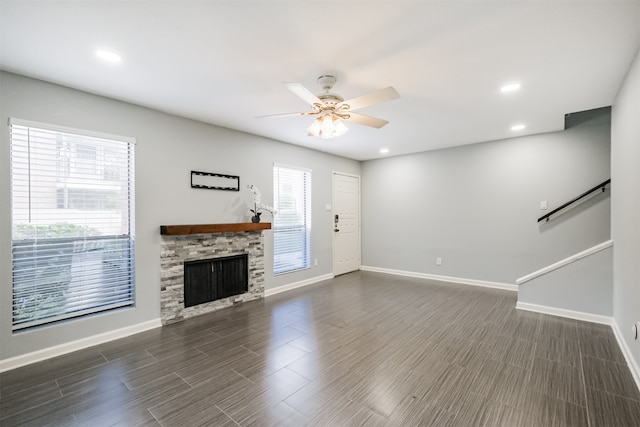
xmin=273 ymin=165 xmax=311 ymax=275
xmin=10 ymin=119 xmax=136 ymax=331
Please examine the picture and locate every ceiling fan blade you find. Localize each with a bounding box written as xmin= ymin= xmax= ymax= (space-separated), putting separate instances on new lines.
xmin=256 ymin=111 xmax=317 ymax=118
xmin=285 ymin=82 xmax=322 ymax=106
xmin=343 ymin=112 xmax=389 ymax=129
xmin=341 ymin=87 xmax=400 ymax=111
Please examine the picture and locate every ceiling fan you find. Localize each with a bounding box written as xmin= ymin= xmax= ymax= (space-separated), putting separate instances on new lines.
xmin=260 ymin=75 xmax=400 ymax=139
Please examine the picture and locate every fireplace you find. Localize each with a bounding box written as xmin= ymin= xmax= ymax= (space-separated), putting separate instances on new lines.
xmin=184 ymin=254 xmax=248 ymax=308
xmin=159 ymin=223 xmax=270 ymax=324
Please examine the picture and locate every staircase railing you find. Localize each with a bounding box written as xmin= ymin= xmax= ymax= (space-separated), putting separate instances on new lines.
xmin=538 ymin=179 xmax=611 ymax=223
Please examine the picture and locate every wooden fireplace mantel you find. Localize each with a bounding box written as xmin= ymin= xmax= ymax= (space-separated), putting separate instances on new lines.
xmin=160 ymin=222 xmax=271 ymax=236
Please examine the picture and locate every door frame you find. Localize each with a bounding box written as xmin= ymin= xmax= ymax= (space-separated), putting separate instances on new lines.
xmin=332 ymin=170 xmax=362 ymax=276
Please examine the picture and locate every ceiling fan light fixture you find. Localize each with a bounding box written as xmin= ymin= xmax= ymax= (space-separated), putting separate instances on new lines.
xmin=307 ymin=114 xmax=348 ymax=139
xmin=333 ymin=119 xmax=348 ymax=137
xmin=321 ymin=115 xmax=334 ymax=133
xmin=307 ymin=118 xmax=322 ymax=137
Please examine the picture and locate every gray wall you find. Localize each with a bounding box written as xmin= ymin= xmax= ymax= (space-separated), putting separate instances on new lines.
xmin=361 ymin=111 xmax=611 ymax=284
xmin=611 ymin=47 xmax=640 ymax=371
xmin=0 ymin=72 xmax=360 ymax=360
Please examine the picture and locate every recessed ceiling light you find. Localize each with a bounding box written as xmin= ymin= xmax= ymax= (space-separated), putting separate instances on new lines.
xmin=95 ymin=49 xmax=122 ymax=63
xmin=501 ymin=82 xmax=521 ymax=93
xmin=379 ymin=148 xmax=389 ymax=154
xmin=511 ymin=124 xmax=526 ymax=131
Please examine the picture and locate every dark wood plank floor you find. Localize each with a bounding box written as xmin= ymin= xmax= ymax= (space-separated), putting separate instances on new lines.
xmin=2 ymin=271 xmax=640 ymax=426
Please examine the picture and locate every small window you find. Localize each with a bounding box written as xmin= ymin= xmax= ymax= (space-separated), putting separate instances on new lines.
xmin=273 ymin=165 xmax=311 ymax=275
xmin=10 ymin=119 xmax=136 ymax=331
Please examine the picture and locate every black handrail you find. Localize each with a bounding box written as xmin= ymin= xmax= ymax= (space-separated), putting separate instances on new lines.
xmin=538 ymin=179 xmax=611 ymax=223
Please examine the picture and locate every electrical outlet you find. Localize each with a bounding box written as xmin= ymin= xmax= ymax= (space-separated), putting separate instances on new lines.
xmin=436 ymin=257 xmax=442 ymax=266
xmin=314 ymin=259 xmax=318 ymax=267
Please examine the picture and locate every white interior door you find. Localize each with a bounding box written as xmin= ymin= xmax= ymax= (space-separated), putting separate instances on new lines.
xmin=333 ymin=172 xmax=360 ymax=276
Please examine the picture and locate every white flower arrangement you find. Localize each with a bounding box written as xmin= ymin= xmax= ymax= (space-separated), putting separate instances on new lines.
xmin=247 ymin=184 xmax=275 ymax=222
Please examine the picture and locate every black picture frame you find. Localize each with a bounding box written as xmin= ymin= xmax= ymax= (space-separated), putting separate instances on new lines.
xmin=191 ymin=170 xmax=240 ymax=191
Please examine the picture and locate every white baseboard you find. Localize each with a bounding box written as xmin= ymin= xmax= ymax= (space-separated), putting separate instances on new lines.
xmin=0 ymin=318 xmax=162 ymax=373
xmin=360 ymin=265 xmax=517 ymax=292
xmin=611 ymin=320 xmax=640 ymax=393
xmin=265 ymin=273 xmax=334 ymax=297
xmin=516 ymin=301 xmax=613 ymax=325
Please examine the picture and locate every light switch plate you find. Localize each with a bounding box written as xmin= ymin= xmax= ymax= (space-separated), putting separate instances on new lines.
xmin=540 ymin=201 xmax=548 ymax=210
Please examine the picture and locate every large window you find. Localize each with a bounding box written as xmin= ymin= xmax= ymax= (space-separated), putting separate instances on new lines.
xmin=273 ymin=165 xmax=311 ymax=275
xmin=10 ymin=119 xmax=135 ymax=331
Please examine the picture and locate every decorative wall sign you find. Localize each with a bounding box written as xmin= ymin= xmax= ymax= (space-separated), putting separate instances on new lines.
xmin=191 ymin=171 xmax=240 ymax=191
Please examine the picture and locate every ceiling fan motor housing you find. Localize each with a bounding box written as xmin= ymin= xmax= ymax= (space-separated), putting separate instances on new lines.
xmin=316 ymin=75 xmax=345 ymax=106
xmin=318 ymin=94 xmax=344 ymax=104
xmin=317 ymin=74 xmax=337 ymax=91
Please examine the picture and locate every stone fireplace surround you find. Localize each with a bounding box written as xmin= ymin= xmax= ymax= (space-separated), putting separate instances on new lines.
xmin=159 ymin=223 xmax=270 ymax=324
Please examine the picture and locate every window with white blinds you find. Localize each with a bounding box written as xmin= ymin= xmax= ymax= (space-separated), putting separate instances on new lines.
xmin=9 ymin=119 xmax=136 ymax=331
xmin=273 ymin=165 xmax=311 ymax=275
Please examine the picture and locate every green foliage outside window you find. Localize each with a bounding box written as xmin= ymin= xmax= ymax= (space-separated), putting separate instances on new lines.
xmin=13 ymin=223 xmax=102 ymax=240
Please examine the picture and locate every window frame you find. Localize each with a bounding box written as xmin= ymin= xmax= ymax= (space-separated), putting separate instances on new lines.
xmin=9 ymin=118 xmax=136 ymax=331
xmin=272 ymin=164 xmax=312 ymax=275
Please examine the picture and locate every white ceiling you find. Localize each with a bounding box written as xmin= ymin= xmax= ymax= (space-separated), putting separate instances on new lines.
xmin=1 ymin=1 xmax=639 ymax=161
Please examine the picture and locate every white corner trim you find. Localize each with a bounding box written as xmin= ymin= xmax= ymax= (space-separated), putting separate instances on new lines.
xmin=516 ymin=301 xmax=613 ymax=325
xmin=611 ymin=320 xmax=640 ymax=393
xmin=265 ymin=273 xmax=334 ymax=297
xmin=516 ymin=240 xmax=613 ymax=285
xmin=360 ymin=266 xmax=517 ymax=291
xmin=0 ymin=319 xmax=162 ymax=373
